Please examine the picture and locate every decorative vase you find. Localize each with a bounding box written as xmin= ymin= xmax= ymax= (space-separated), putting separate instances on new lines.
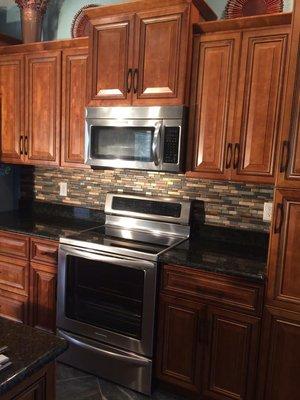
xmin=15 ymin=1 xmax=49 ymax=43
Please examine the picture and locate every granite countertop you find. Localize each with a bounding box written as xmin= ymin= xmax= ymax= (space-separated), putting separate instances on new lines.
xmin=0 ymin=318 xmax=68 ymax=396
xmin=0 ymin=203 xmax=105 ymax=241
xmin=161 ymin=225 xmax=269 ymax=282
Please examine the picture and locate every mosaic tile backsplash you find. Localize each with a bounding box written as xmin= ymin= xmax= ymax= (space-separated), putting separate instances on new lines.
xmin=20 ymin=167 xmax=274 ymax=232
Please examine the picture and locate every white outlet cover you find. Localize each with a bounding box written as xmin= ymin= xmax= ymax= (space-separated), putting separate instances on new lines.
xmin=59 ymin=182 xmax=68 ymax=197
xmin=263 ymin=202 xmax=273 ymax=222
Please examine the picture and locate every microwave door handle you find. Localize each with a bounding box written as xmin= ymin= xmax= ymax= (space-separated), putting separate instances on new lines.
xmin=152 ymin=122 xmax=162 ymax=166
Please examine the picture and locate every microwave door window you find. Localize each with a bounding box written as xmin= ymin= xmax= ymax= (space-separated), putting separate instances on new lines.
xmin=90 ymin=126 xmax=154 ymax=162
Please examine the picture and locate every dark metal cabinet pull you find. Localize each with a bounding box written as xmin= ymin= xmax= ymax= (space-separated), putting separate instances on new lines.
xmin=225 ymin=143 xmax=233 ymax=169
xmin=279 ymin=140 xmax=290 ymax=173
xmin=133 ymin=69 xmax=138 ymax=94
xmin=127 ymin=69 xmax=133 ymax=93
xmin=24 ymin=136 xmax=28 ymax=156
xmin=233 ymin=143 xmax=240 ymax=170
xmin=20 ymin=136 xmax=24 ymax=155
xmin=274 ymin=203 xmax=284 ymax=234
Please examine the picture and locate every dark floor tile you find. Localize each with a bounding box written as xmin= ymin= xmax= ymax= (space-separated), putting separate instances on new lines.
xmin=56 ymin=375 xmax=101 ymax=400
xmin=56 ymin=362 xmax=91 ymax=381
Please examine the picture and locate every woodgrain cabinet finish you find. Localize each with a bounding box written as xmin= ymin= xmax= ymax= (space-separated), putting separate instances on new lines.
xmin=189 ymin=16 xmax=290 ymax=183
xmin=188 ymin=32 xmax=241 ymax=180
xmin=86 ymin=0 xmax=216 ymax=107
xmin=156 ymin=294 xmax=204 ymax=394
xmin=0 ymin=255 xmax=29 ymax=296
xmin=0 ymin=54 xmax=24 ymax=163
xmin=258 ymin=307 xmax=300 ymax=400
xmin=0 ymin=288 xmax=28 ymax=323
xmin=203 ymin=307 xmax=260 ymax=400
xmin=0 ymin=231 xmax=29 ymax=259
xmin=276 ymin=2 xmax=300 ymax=188
xmin=25 ymin=51 xmax=61 ymax=165
xmin=61 ymin=47 xmax=88 ymax=167
xmin=267 ymin=189 xmax=300 ymax=313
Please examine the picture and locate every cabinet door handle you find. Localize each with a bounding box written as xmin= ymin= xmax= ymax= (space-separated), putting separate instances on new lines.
xmin=233 ymin=143 xmax=240 ymax=170
xmin=279 ymin=140 xmax=290 ymax=173
xmin=133 ymin=68 xmax=138 ymax=94
xmin=274 ymin=203 xmax=284 ymax=234
xmin=20 ymin=136 xmax=24 ymax=155
xmin=24 ymin=136 xmax=28 ymax=156
xmin=127 ymin=68 xmax=133 ymax=93
xmin=225 ymin=143 xmax=233 ymax=169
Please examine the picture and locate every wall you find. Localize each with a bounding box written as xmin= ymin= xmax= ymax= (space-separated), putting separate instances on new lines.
xmin=20 ymin=167 xmax=274 ymax=232
xmin=0 ymin=0 xmax=294 ymax=40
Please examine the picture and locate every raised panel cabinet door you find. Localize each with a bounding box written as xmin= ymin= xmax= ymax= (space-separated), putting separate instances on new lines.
xmin=267 ymin=189 xmax=300 ymax=313
xmin=187 ymin=32 xmax=241 ymax=180
xmin=232 ymin=26 xmax=290 ymax=184
xmin=203 ymin=307 xmax=260 ymax=400
xmin=155 ymin=294 xmax=205 ymax=394
xmin=0 ymin=289 xmax=28 ymax=324
xmin=87 ymin=14 xmax=135 ymax=106
xmin=133 ymin=5 xmax=189 ymax=105
xmin=61 ymin=47 xmax=88 ymax=167
xmin=0 ymin=54 xmax=24 ymax=163
xmin=259 ymin=307 xmax=300 ymax=400
xmin=25 ymin=51 xmax=61 ymax=165
xmin=30 ymin=262 xmax=57 ymax=332
xmin=277 ymin=1 xmax=300 ymax=188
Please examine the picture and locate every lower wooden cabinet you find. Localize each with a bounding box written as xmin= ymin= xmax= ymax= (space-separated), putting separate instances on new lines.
xmin=0 ymin=288 xmax=28 ymax=323
xmin=258 ymin=307 xmax=300 ymax=400
xmin=30 ymin=262 xmax=57 ymax=333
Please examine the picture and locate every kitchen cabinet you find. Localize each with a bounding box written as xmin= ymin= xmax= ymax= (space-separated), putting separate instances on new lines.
xmin=85 ymin=0 xmax=217 ymax=107
xmin=188 ymin=14 xmax=291 ymax=184
xmin=61 ymin=47 xmax=88 ymax=167
xmin=276 ymin=2 xmax=300 ymax=188
xmin=258 ymin=307 xmax=300 ymax=400
xmin=267 ymin=189 xmax=300 ymax=313
xmin=0 ymin=54 xmax=24 ymax=164
xmin=156 ymin=264 xmax=264 ymax=398
xmin=0 ymin=288 xmax=28 ymax=324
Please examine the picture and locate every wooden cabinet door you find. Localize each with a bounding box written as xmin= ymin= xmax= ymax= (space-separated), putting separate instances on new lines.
xmin=61 ymin=47 xmax=88 ymax=167
xmin=187 ymin=32 xmax=241 ymax=180
xmin=0 ymin=288 xmax=28 ymax=324
xmin=203 ymin=307 xmax=260 ymax=400
xmin=276 ymin=2 xmax=300 ymax=188
xmin=267 ymin=189 xmax=300 ymax=313
xmin=30 ymin=262 xmax=57 ymax=332
xmin=0 ymin=54 xmax=24 ymax=163
xmin=13 ymin=377 xmax=46 ymax=400
xmin=155 ymin=294 xmax=205 ymax=394
xmin=133 ymin=5 xmax=189 ymax=105
xmin=25 ymin=51 xmax=61 ymax=165
xmin=87 ymin=14 xmax=134 ymax=106
xmin=232 ymin=27 xmax=289 ymax=184
xmin=259 ymin=307 xmax=300 ymax=400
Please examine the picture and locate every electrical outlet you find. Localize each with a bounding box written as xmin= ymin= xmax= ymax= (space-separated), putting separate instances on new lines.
xmin=59 ymin=182 xmax=68 ymax=197
xmin=263 ymin=202 xmax=273 ymax=222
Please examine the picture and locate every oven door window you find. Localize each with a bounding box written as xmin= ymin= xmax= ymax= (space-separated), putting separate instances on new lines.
xmin=90 ymin=126 xmax=155 ymax=162
xmin=65 ymin=256 xmax=144 ymax=339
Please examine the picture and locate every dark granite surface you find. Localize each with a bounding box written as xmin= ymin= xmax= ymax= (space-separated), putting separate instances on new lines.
xmin=0 ymin=202 xmax=105 ymax=240
xmin=161 ymin=225 xmax=269 ymax=282
xmin=0 ymin=318 xmax=68 ymax=396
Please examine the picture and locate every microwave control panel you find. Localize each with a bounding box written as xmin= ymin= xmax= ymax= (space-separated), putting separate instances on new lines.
xmin=163 ymin=127 xmax=180 ymax=164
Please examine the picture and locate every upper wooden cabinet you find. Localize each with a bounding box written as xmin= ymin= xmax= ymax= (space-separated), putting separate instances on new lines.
xmin=276 ymin=2 xmax=300 ymax=188
xmin=85 ymin=0 xmax=217 ymax=107
xmin=188 ymin=14 xmax=291 ymax=183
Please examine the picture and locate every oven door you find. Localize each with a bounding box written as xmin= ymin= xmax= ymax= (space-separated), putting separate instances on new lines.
xmin=85 ymin=118 xmax=163 ymax=170
xmin=57 ymin=244 xmax=157 ymax=357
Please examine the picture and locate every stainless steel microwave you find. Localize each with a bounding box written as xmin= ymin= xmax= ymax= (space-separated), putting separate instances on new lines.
xmin=85 ymin=106 xmax=186 ymax=172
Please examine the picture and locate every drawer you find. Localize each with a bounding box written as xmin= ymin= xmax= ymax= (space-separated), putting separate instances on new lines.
xmin=0 ymin=231 xmax=29 ymax=259
xmin=162 ymin=265 xmax=264 ymax=315
xmin=0 ymin=255 xmax=29 ymax=295
xmin=31 ymin=239 xmax=58 ymax=266
xmin=0 ymin=289 xmax=28 ymax=323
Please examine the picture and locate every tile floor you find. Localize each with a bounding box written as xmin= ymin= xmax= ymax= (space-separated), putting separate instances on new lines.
xmin=56 ymin=362 xmax=188 ymax=400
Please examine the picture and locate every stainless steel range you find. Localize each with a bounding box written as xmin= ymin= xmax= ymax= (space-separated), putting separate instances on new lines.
xmin=57 ymin=193 xmax=191 ymax=395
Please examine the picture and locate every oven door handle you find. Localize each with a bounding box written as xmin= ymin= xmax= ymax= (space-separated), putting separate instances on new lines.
xmin=59 ymin=244 xmax=155 ymax=270
xmin=152 ymin=122 xmax=162 ymax=166
xmin=58 ymin=330 xmax=151 ymax=367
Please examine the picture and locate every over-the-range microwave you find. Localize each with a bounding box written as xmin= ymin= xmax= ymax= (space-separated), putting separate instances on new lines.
xmin=85 ymin=106 xmax=187 ymax=172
